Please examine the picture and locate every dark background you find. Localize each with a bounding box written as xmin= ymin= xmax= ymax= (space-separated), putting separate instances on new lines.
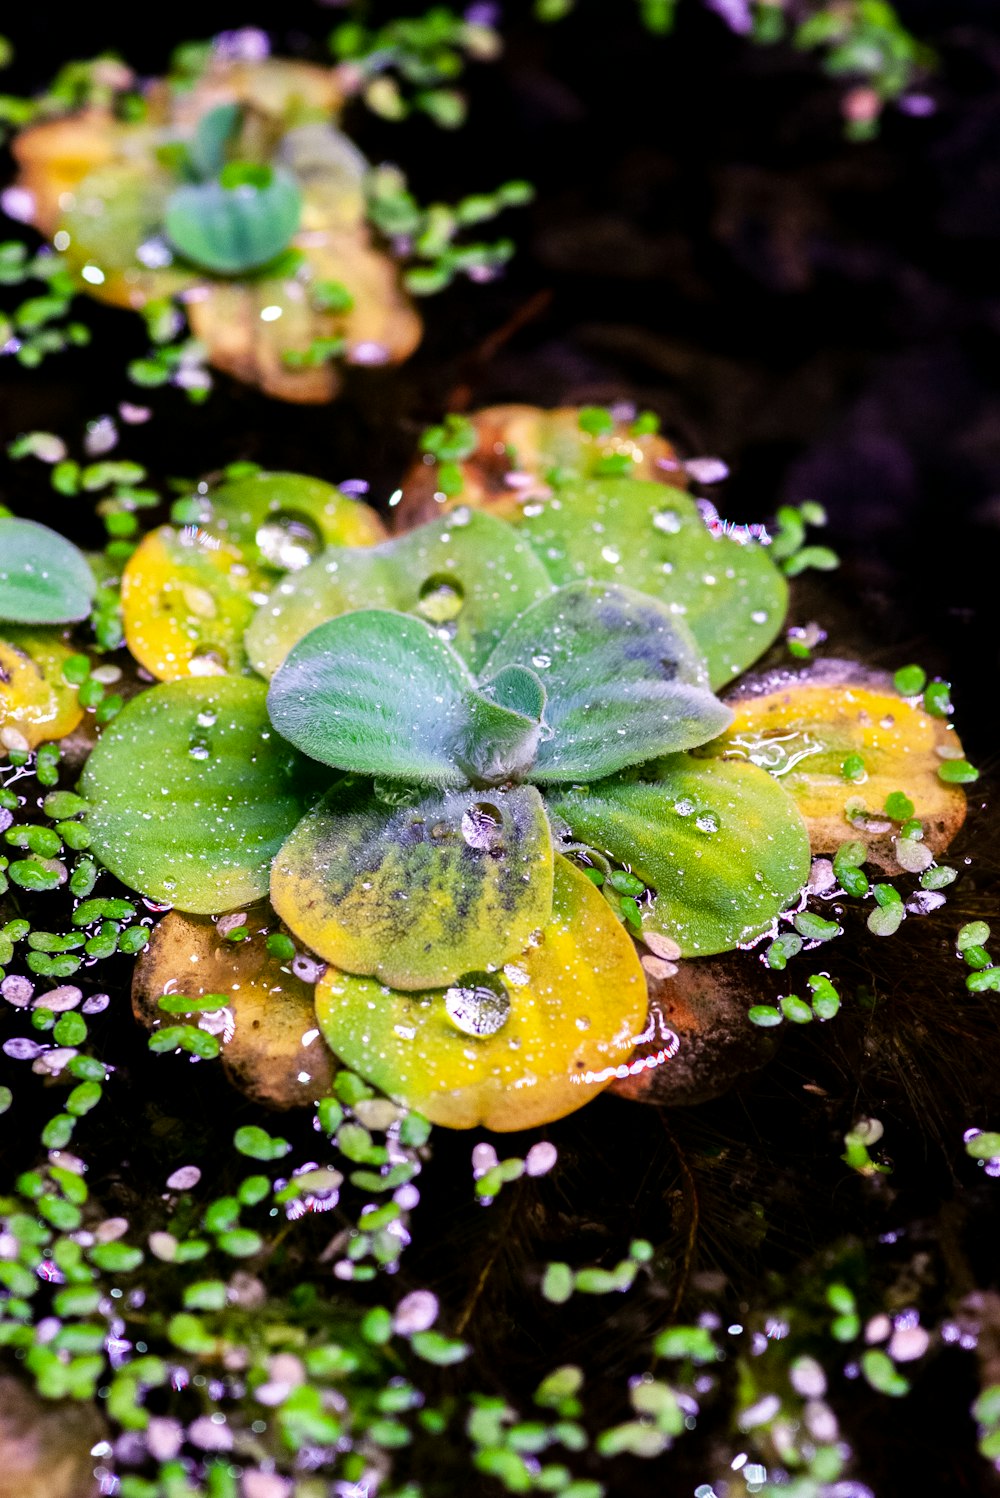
xmin=3 ymin=5 xmax=1000 ymax=1493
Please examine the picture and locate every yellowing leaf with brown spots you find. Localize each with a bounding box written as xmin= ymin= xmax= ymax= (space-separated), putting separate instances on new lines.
xmin=132 ymin=905 xmax=336 ymax=1109
xmin=0 ymin=630 xmax=83 ymax=755
xmin=708 ymin=660 xmax=968 ymax=873
xmin=314 ymin=855 xmax=647 ymax=1130
xmin=271 ymin=781 xmax=554 ymax=990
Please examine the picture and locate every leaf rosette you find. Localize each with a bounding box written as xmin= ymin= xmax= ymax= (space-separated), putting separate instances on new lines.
xmin=11 ymin=57 xmax=421 ymax=402
xmin=83 ymin=500 xmax=813 ymax=1129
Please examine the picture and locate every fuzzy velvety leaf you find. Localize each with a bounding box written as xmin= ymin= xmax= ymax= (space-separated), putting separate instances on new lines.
xmin=187 ymin=103 xmax=242 ymax=180
xmin=266 ymin=609 xmax=546 ymax=785
xmin=709 ymin=659 xmax=968 ymax=873
xmin=267 ymin=610 xmax=470 ymax=783
xmin=246 ymin=510 xmax=554 ymax=678
xmin=82 ymin=677 xmax=328 ymax=912
xmin=271 ymin=781 xmax=553 ymax=989
xmin=517 ymin=478 xmax=787 ymax=687
xmin=482 ymin=582 xmax=731 ymax=782
xmin=164 ymin=164 xmax=302 ymax=274
xmin=0 ymin=519 xmax=95 ymax=625
xmin=0 ymin=629 xmax=84 ymax=751
xmin=132 ymin=906 xmax=336 ymax=1109
xmin=549 ymin=756 xmax=810 ymax=956
xmin=313 ymin=855 xmax=646 ymax=1130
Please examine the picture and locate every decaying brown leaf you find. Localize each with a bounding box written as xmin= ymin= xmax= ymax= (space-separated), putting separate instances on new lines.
xmin=132 ymin=904 xmax=336 ymax=1108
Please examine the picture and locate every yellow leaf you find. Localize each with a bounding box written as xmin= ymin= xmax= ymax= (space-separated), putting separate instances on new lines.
xmin=0 ymin=629 xmax=84 ymax=754
xmin=313 ymin=855 xmax=648 ymax=1130
xmin=709 ymin=660 xmax=967 ymax=872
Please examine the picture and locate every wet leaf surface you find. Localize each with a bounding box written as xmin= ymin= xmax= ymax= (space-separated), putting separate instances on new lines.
xmin=132 ymin=905 xmax=336 ymax=1109
xmin=396 ymin=402 xmax=687 ymax=528
xmin=516 ymin=477 xmax=787 ymax=687
xmin=82 ymin=676 xmax=328 ymax=911
xmin=482 ymin=580 xmax=730 ymax=781
xmin=0 ymin=519 xmax=95 ymax=625
xmin=314 ymin=855 xmax=646 ymax=1129
xmin=551 ymin=756 xmax=811 ymax=955
xmin=0 ymin=629 xmax=84 ymax=753
xmin=271 ymin=780 xmax=553 ymax=989
xmin=246 ymin=509 xmax=553 ymax=678
xmin=712 ymin=659 xmax=968 ymax=873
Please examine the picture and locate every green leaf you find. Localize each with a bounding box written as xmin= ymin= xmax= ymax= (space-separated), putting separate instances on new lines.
xmin=482 ymin=582 xmax=731 ymax=781
xmin=82 ymin=677 xmax=328 ymax=912
xmin=201 ymin=470 xmax=386 ymax=562
xmin=164 ymin=165 xmax=302 ymax=275
xmin=517 ymin=478 xmax=787 ymax=687
xmin=267 ymin=609 xmax=546 ymax=786
xmin=246 ymin=510 xmax=554 ymax=678
xmin=187 ymin=103 xmax=241 ymax=180
xmin=271 ymin=780 xmax=553 ymax=989
xmin=549 ymin=756 xmax=810 ymax=956
xmin=0 ymin=518 xmax=95 ymax=624
xmin=267 ymin=610 xmax=473 ymax=784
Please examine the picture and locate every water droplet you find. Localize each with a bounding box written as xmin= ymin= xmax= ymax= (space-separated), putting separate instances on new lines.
xmin=695 ymin=811 xmax=719 ymax=833
xmin=461 ymin=801 xmax=505 ymax=851
xmin=256 ymin=513 xmax=322 ymax=571
xmin=673 ymin=797 xmax=695 ymax=817
xmin=444 ymin=972 xmax=511 ymax=1036
xmin=751 ymin=609 xmax=769 ymax=625
xmin=600 ymin=546 xmax=621 ymax=565
xmin=417 ymin=574 xmax=465 ymax=624
xmin=531 ymin=653 xmax=551 ymax=670
xmin=189 ymin=742 xmax=210 ymax=761
xmin=653 ymin=510 xmax=682 ymax=534
xmin=196 ymin=710 xmax=217 ymax=728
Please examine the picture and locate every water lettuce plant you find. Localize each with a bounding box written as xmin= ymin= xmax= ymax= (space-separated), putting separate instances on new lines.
xmin=10 ymin=52 xmax=422 ymax=402
xmin=78 ymin=453 xmax=820 ymax=1128
xmin=1 ymin=405 xmax=973 ymax=1132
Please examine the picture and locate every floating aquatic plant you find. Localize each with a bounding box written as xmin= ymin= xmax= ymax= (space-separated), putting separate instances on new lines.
xmin=5 ymin=41 xmax=523 ymax=403
xmin=74 ymin=437 xmax=822 ymax=1128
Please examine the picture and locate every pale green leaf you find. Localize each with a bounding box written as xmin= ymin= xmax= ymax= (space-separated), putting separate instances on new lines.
xmin=266 ymin=609 xmax=547 ymax=786
xmin=245 ymin=510 xmax=554 ymax=677
xmin=482 ymin=581 xmax=731 ymax=782
xmin=0 ymin=518 xmax=96 ymax=624
xmin=164 ymin=164 xmax=302 ymax=275
xmin=517 ymin=478 xmax=787 ymax=686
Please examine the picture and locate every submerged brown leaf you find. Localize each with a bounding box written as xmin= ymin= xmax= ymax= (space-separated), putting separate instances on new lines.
xmin=0 ymin=1376 xmax=105 ymax=1498
xmin=610 ymin=952 xmax=779 ymax=1107
xmin=396 ymin=403 xmax=686 ymax=529
xmin=132 ymin=905 xmax=336 ymax=1108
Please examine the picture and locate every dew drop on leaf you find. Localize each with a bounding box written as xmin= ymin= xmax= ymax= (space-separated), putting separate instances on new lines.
xmin=417 ymin=574 xmax=465 ymax=624
xmin=444 ymin=972 xmax=511 ymax=1036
